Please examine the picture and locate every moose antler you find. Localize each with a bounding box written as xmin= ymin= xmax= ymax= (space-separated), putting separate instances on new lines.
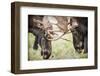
xmin=32 ymin=16 xmax=72 ymax=41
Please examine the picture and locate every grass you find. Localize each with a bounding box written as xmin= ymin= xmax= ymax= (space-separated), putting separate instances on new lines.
xmin=28 ymin=33 xmax=88 ymax=61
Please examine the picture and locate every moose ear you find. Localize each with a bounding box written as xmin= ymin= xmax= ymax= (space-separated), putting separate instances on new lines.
xmin=32 ymin=18 xmax=37 ymax=22
xmin=71 ymin=18 xmax=79 ymax=27
xmin=72 ymin=21 xmax=79 ymax=27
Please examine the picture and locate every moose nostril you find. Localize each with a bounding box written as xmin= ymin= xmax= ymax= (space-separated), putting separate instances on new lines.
xmin=44 ymin=51 xmax=48 ymax=55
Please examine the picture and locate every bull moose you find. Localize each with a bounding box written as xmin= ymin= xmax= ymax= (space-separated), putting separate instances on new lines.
xmin=69 ymin=17 xmax=88 ymax=53
xmin=28 ymin=15 xmax=52 ymax=59
xmin=28 ymin=15 xmax=71 ymax=59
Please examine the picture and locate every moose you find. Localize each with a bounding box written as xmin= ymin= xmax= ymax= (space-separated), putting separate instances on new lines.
xmin=28 ymin=15 xmax=71 ymax=59
xmin=28 ymin=15 xmax=52 ymax=59
xmin=28 ymin=15 xmax=88 ymax=59
xmin=69 ymin=17 xmax=88 ymax=53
